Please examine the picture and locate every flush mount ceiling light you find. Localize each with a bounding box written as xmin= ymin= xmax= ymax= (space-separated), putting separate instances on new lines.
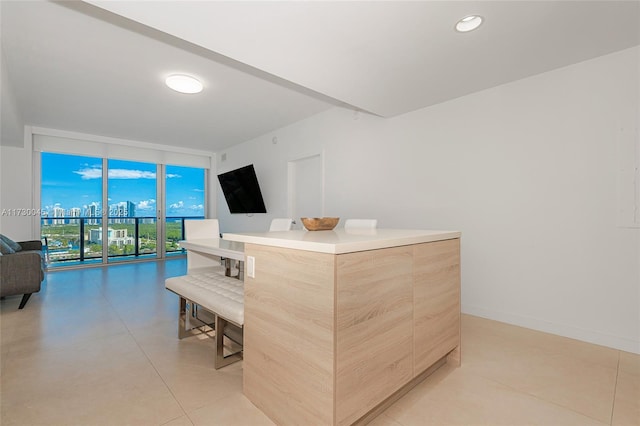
xmin=455 ymin=15 xmax=483 ymax=33
xmin=165 ymin=74 xmax=203 ymax=94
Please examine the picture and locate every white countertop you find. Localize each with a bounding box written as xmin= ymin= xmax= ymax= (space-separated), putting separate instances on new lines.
xmin=222 ymin=228 xmax=460 ymax=254
xmin=179 ymin=238 xmax=245 ymax=260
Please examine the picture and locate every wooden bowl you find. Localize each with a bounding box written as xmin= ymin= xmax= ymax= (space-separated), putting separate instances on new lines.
xmin=301 ymin=217 xmax=340 ymax=231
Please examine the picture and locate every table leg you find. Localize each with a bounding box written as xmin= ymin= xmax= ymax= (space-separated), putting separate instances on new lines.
xmin=224 ymin=258 xmax=232 ymax=277
xmin=237 ymin=261 xmax=244 ymax=281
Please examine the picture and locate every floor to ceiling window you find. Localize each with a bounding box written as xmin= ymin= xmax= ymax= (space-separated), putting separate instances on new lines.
xmin=41 ymin=152 xmax=104 ymax=265
xmin=106 ymin=159 xmax=159 ymax=263
xmin=165 ymin=165 xmax=206 ymax=255
xmin=40 ymin=151 xmax=207 ymax=267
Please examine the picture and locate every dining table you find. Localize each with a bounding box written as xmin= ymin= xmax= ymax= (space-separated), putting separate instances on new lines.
xmin=179 ymin=238 xmax=245 ymax=279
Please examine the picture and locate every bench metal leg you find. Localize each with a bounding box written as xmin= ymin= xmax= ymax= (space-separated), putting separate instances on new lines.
xmin=214 ymin=314 xmax=243 ymax=369
xmin=178 ymin=297 xmax=215 ymax=339
xmin=177 ymin=296 xmax=243 ymax=369
xmin=178 ymin=297 xmax=189 ymax=339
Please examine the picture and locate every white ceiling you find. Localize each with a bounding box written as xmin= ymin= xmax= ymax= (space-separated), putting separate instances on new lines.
xmin=2 ymin=1 xmax=639 ymax=152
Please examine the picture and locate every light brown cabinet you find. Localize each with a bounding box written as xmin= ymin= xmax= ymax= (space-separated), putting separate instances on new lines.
xmin=243 ymin=237 xmax=460 ymax=426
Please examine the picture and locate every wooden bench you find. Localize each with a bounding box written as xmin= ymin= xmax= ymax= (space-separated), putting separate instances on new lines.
xmin=165 ymin=272 xmax=244 ymax=369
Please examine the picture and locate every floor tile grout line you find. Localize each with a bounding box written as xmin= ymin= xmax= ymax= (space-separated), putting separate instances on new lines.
xmin=96 ymin=262 xmax=245 ymax=422
xmin=44 ymin=261 xmax=197 ymax=425
xmin=466 ymin=367 xmax=613 ymax=425
xmin=96 ymin=274 xmax=192 ymax=423
xmin=160 ymin=412 xmax=195 ymax=426
xmin=609 ymin=350 xmax=620 ymax=426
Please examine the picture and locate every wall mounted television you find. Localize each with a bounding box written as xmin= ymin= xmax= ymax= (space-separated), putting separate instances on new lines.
xmin=217 ymin=164 xmax=267 ymax=214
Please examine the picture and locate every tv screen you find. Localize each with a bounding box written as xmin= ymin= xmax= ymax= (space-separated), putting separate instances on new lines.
xmin=217 ymin=164 xmax=267 ymax=214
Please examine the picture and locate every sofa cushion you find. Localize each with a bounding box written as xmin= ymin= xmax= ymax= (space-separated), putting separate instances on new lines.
xmin=0 ymin=235 xmax=22 ymax=252
xmin=0 ymin=239 xmax=15 ymax=255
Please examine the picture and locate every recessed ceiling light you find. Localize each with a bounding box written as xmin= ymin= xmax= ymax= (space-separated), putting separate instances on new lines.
xmin=165 ymin=74 xmax=203 ymax=94
xmin=455 ymin=15 xmax=483 ymax=33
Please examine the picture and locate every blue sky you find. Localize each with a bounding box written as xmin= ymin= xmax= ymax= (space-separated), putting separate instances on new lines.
xmin=41 ymin=152 xmax=205 ymax=218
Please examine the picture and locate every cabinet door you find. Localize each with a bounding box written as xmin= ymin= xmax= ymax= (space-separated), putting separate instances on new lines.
xmin=413 ymin=239 xmax=461 ymax=374
xmin=336 ymin=246 xmax=414 ymax=426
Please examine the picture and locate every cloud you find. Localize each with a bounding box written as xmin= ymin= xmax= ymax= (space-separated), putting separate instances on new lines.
xmin=193 ymin=189 xmax=205 ymax=192
xmin=169 ymin=201 xmax=184 ymax=209
xmin=189 ymin=204 xmax=204 ymax=210
xmin=109 ymin=169 xmax=156 ymax=179
xmin=73 ymin=167 xmax=102 ymax=180
xmin=166 ymin=173 xmax=181 ymax=178
xmin=137 ymin=199 xmax=156 ymax=210
xmin=73 ymin=167 xmax=157 ymax=180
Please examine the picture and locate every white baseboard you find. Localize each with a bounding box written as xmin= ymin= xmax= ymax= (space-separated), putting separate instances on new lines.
xmin=462 ymin=304 xmax=640 ymax=355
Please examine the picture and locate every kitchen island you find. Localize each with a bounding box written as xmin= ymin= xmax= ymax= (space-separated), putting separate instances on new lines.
xmin=223 ymin=228 xmax=461 ymax=426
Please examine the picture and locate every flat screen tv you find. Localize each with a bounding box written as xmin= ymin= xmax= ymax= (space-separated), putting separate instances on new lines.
xmin=217 ymin=164 xmax=267 ymax=214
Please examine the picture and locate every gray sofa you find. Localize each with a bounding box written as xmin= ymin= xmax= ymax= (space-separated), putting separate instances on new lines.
xmin=0 ymin=235 xmax=44 ymax=309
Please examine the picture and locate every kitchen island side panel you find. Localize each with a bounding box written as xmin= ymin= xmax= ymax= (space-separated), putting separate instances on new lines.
xmin=243 ymin=243 xmax=336 ymax=426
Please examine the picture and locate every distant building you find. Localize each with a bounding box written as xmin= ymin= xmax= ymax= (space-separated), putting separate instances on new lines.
xmin=53 ymin=206 xmax=65 ymax=225
xmin=69 ymin=207 xmax=81 ymax=224
xmin=88 ymin=228 xmax=137 ymax=247
xmin=110 ymin=201 xmax=136 ymax=223
xmin=86 ymin=204 xmax=99 ymax=225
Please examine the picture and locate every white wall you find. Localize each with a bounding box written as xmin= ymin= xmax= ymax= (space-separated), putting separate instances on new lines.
xmin=1 ymin=47 xmax=27 ymax=235
xmin=217 ymin=47 xmax=640 ymax=353
xmin=0 ymin=50 xmax=24 ymax=148
xmin=0 ymin=130 xmax=34 ymax=240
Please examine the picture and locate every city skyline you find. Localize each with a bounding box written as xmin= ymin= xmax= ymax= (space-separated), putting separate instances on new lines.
xmin=41 ymin=152 xmax=206 ymax=219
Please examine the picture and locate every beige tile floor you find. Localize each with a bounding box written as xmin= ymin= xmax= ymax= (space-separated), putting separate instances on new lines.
xmin=1 ymin=259 xmax=638 ymax=426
